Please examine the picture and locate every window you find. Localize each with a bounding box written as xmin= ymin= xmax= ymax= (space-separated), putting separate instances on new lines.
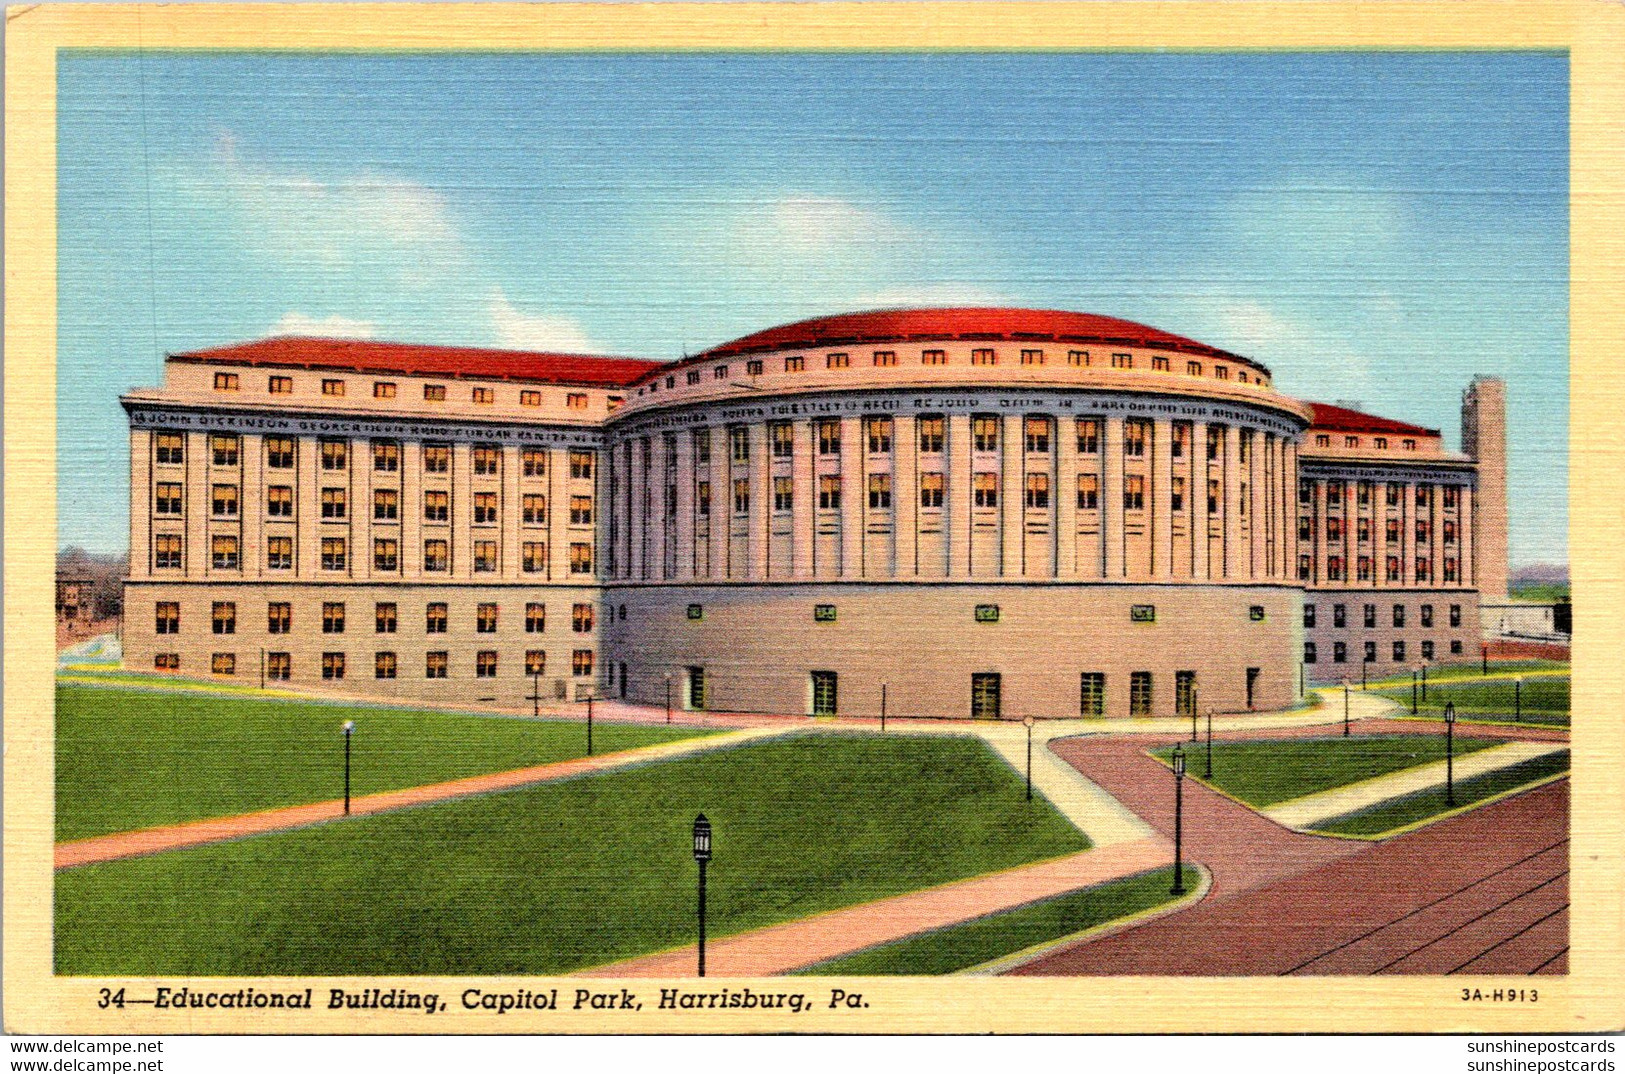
xmin=423 ymin=490 xmax=449 ymax=522
xmin=472 ymin=386 xmax=494 ymax=404
xmin=818 ymin=475 xmax=841 ymax=511
xmin=424 ymin=444 xmax=451 ymax=473
xmin=154 ymin=481 xmax=184 ymax=516
xmin=214 ymin=371 xmax=240 ymax=391
xmin=267 ymin=652 xmax=291 ymax=680
xmin=1076 ymin=473 xmax=1100 ymax=510
xmin=266 ymin=536 xmax=293 ymax=570
xmin=473 ymin=540 xmax=498 ymax=572
xmin=971 ymin=348 xmax=997 ymax=366
xmin=210 ymin=434 xmax=240 ymax=467
xmin=473 ymin=491 xmax=499 ymax=525
xmin=1315 ymin=434 xmax=1331 ymax=448
xmin=1416 ymin=519 xmax=1431 ymax=542
xmin=1069 ymin=350 xmax=1089 ymax=367
xmin=1416 ymin=557 xmax=1431 ymax=581
xmin=1421 ymin=604 xmax=1434 ymax=628
xmin=375 ymin=603 xmax=397 ymax=634
xmin=1129 ymin=671 xmax=1153 ymax=716
xmin=693 ymin=429 xmax=711 ymax=463
xmin=519 ymin=389 xmax=542 ymax=407
xmin=1076 ymin=419 xmax=1101 ymax=454
xmin=322 ymin=653 xmax=345 ymax=680
xmin=972 ymin=416 xmax=999 ymax=452
xmin=1402 ymin=438 xmax=1417 ymax=451
xmin=1387 ymin=555 xmax=1402 ymax=581
xmin=811 ymin=671 xmax=839 ymax=716
xmin=1298 ymin=516 xmax=1313 ymax=542
xmin=211 ymin=535 xmax=239 ymax=570
xmin=867 ymin=417 xmax=893 ymax=454
xmin=373 ymin=440 xmax=400 ymax=473
xmin=1208 ymin=427 xmax=1223 ymax=461
xmin=1448 ymin=603 xmax=1463 ymax=628
xmin=1327 ymin=518 xmax=1343 ymax=541
xmin=363 ymin=488 xmax=396 ymax=522
xmin=733 ymin=478 xmax=752 ymax=514
xmin=746 ymin=359 xmax=764 ymax=376
xmin=322 ymin=378 xmax=346 ymax=397
xmin=918 ymin=417 xmax=945 ymax=453
xmin=784 ymin=355 xmax=805 ymax=372
xmin=426 ymin=651 xmax=448 ymax=679
xmin=1303 ymin=604 xmax=1318 ymax=629
xmin=526 ymin=650 xmax=546 ymax=676
xmin=1365 ymin=640 xmax=1378 ymax=663
xmin=1443 ymin=519 xmax=1457 ymax=544
xmin=773 ymin=476 xmax=794 ymax=512
xmin=1209 ymin=479 xmax=1221 ymax=516
xmin=1214 ymin=365 xmax=1229 ymax=380
xmin=1152 ymin=356 xmax=1170 ymax=372
xmin=1357 ymin=481 xmax=1372 ymax=507
xmin=1326 ymin=480 xmax=1343 ymax=505
xmin=919 ymin=472 xmax=944 ymax=509
xmin=1297 ymin=554 xmax=1311 ymax=581
xmin=320 ymin=487 xmax=347 ymax=520
xmin=1393 ymin=641 xmax=1406 ymax=662
xmin=567 ymin=393 xmax=589 ymax=409
xmin=569 ymin=450 xmax=595 ymax=480
xmin=155 ymin=433 xmax=186 ymax=465
xmin=826 ymin=352 xmax=849 ymax=369
xmin=424 ymin=383 xmax=446 ymax=401
xmin=423 ymin=539 xmax=448 ymax=572
xmin=570 ymin=543 xmax=593 ymax=574
xmin=973 ymin=472 xmax=998 ymax=508
xmin=426 ymin=603 xmax=447 ymax=633
xmin=868 ymin=473 xmax=893 ymax=509
xmin=1298 ymin=480 xmax=1312 ymax=506
xmin=921 ymin=349 xmax=947 ymax=366
xmin=1387 ymin=482 xmax=1402 ymax=506
xmin=573 ymin=603 xmax=595 ymax=633
xmin=1358 ymin=518 xmax=1372 ymax=542
xmin=1123 ymin=474 xmax=1145 ymax=511
xmin=1025 ymin=472 xmax=1050 ymax=509
xmin=1358 ymin=555 xmax=1373 ymax=581
xmin=767 ymin=422 xmax=793 ymax=459
xmin=523 ymin=541 xmax=547 ymax=573
xmin=1421 ymin=640 xmax=1435 ymax=661
xmin=473 ymin=446 xmax=501 ymax=476
xmin=1393 ymin=604 xmax=1406 ymax=627
xmin=269 ymin=375 xmax=293 ymax=394
xmin=1078 ymin=673 xmax=1106 ymax=716
xmin=1112 ymin=353 xmax=1133 ymax=370
xmin=570 ymin=495 xmax=593 ymax=526
xmin=1344 ymin=435 xmax=1358 ymax=448
xmin=816 ymin=420 xmax=841 ymax=456
xmin=476 ymin=651 xmax=499 ymax=678
xmin=211 ymin=653 xmax=236 ymax=676
xmin=1362 ymin=603 xmax=1378 ymax=629
xmin=526 ymin=603 xmax=546 ymax=633
xmin=1186 ymin=360 xmax=1202 ymax=376
xmin=1023 ymin=417 xmax=1051 ymax=453
xmin=1304 ymin=642 xmax=1318 ymax=665
xmin=1170 ymin=476 xmax=1186 ymax=512
xmin=320 ymin=538 xmax=346 ymax=571
xmin=873 ymin=350 xmax=896 ymax=367
xmin=1444 ymin=485 xmax=1460 ymax=508
xmin=375 ymin=652 xmax=397 ymax=679
xmin=154 ymin=601 xmax=180 ymax=635
xmin=687 ymin=370 xmax=701 ymax=385
xmin=374 ymin=381 xmax=397 ymax=399
xmin=573 ymin=650 xmax=595 ymax=677
xmin=151 ymin=652 xmax=180 ymax=671
xmin=1327 ymin=556 xmax=1345 ymax=581
xmin=1386 ymin=519 xmax=1401 ymax=543
xmin=697 ymin=481 xmax=711 ymax=517
xmin=322 ymin=602 xmax=345 ymax=634
xmin=373 ymin=539 xmax=398 ymax=572
xmin=262 ymin=437 xmax=294 ymax=470
xmin=1171 ymin=424 xmax=1188 ymax=459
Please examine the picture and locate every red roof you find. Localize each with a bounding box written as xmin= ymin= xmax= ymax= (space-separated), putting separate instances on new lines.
xmin=1308 ymin=402 xmax=1437 ymax=437
xmin=172 ymin=337 xmax=666 ymax=388
xmin=690 ymin=307 xmax=1266 ymax=372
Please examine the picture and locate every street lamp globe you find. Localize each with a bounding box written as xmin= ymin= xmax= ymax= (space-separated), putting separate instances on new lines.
xmin=1171 ymin=744 xmax=1187 ymax=778
xmin=692 ymin=813 xmax=713 ymax=863
xmin=342 ymin=720 xmax=355 ymax=735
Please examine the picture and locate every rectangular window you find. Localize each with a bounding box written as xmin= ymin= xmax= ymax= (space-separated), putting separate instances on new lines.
xmin=569 ymin=450 xmax=595 ymax=480
xmin=1112 ymin=353 xmax=1133 ymax=370
xmin=746 ymin=359 xmax=763 ymax=376
xmin=867 ymin=417 xmax=893 ymax=454
xmin=423 ymin=539 xmax=449 ymax=572
xmin=1123 ymin=474 xmax=1145 ymax=511
xmin=1450 ymin=604 xmax=1462 ymax=628
xmin=1386 ymin=518 xmax=1401 ymax=543
xmin=211 ymin=535 xmax=239 ymax=570
xmin=212 ymin=653 xmax=236 ymax=676
xmin=1365 ymin=604 xmax=1377 ymax=628
xmin=1069 ymin=350 xmax=1089 ymax=367
xmin=1077 ymin=473 xmax=1099 ymax=510
xmin=826 ymin=352 xmax=849 ymax=369
xmin=155 ymin=433 xmax=186 ymax=465
xmin=476 ymin=651 xmax=499 ymax=678
xmin=1020 ymin=348 xmax=1045 ymax=365
xmin=418 ymin=490 xmax=447 ymax=523
xmin=317 ymin=487 xmax=345 ymax=520
xmin=424 ymin=383 xmax=446 ymax=401
xmin=1129 ymin=671 xmax=1153 ymax=716
xmin=1152 ymin=356 xmax=1170 ymax=372
xmin=473 ymin=446 xmax=501 ymax=476
xmin=372 ymin=440 xmax=400 ymax=473
xmin=519 ymin=389 xmax=542 ymax=407
xmin=773 ymin=476 xmax=794 ymax=512
xmin=1422 ymin=640 xmax=1435 ymax=661
xmin=376 ymin=602 xmax=397 ymax=633
xmin=523 ymin=541 xmax=548 ymax=573
xmin=873 ymin=350 xmax=896 ymax=367
xmin=426 ymin=602 xmax=447 ymax=633
xmin=1393 ymin=641 xmax=1406 ymax=663
xmin=426 ymin=651 xmax=448 ymax=679
xmin=570 ymin=495 xmax=593 ymax=526
xmin=321 ymin=537 xmax=346 ymax=571
xmin=154 ymin=601 xmax=180 ymax=635
xmin=210 ymin=434 xmax=240 ymax=467
xmin=322 ymin=653 xmax=345 ymax=680
xmin=209 ymin=601 xmax=236 ymax=635
xmin=1393 ymin=604 xmax=1406 ymax=628
xmin=784 ymin=355 xmax=805 ymax=372
xmin=1023 ymin=416 xmax=1052 ymax=453
xmin=973 ymin=472 xmax=998 ymax=508
xmin=697 ymin=481 xmax=711 ymax=517
xmin=1304 ymin=604 xmax=1317 ymax=628
xmin=868 ymin=473 xmax=893 ymax=509
xmin=572 ymin=650 xmax=595 ymax=677
xmin=374 ymin=381 xmax=397 ymax=399
xmin=919 ymin=471 xmax=945 ymax=509
xmin=1416 ymin=557 xmax=1431 ymax=581
xmin=818 ymin=475 xmax=841 ymax=511
xmin=373 ymin=539 xmax=398 ymax=572
xmin=1327 ymin=556 xmax=1345 ymax=581
xmin=918 ymin=417 xmax=945 ymax=453
xmin=214 ymin=371 xmax=240 ymax=391
xmin=1444 ymin=485 xmax=1460 ymax=508
xmin=267 ymin=652 xmax=291 ymax=680
xmin=1387 ymin=482 xmax=1402 ymax=506
xmin=1171 ymin=423 xmax=1188 ymax=458
xmin=573 ymin=603 xmax=595 ymax=633
xmin=733 ymin=478 xmax=751 ymax=514
xmin=155 ymin=482 xmax=185 ymax=516
xmin=688 ymin=370 xmax=702 ymax=385
xmin=1297 ymin=553 xmax=1311 ymax=581
xmin=322 ymin=378 xmax=345 ymax=397
xmin=265 ymin=536 xmax=293 ymax=570
xmin=570 ymin=543 xmax=594 ymax=575
xmin=1025 ymin=472 xmax=1050 ymax=509
xmin=424 ymin=444 xmax=451 ymax=473
xmin=471 ymin=386 xmax=494 ymax=404
xmin=317 ymin=439 xmax=348 ymax=473
xmin=1364 ymin=640 xmax=1377 ymax=663
xmin=567 ymin=392 xmax=590 ymax=409
xmin=1080 ymin=672 xmax=1105 ymax=716
xmin=693 ymin=429 xmax=711 ymax=464
xmin=1298 ymin=516 xmax=1313 ymax=542
xmin=264 ymin=602 xmax=291 ymax=635
xmin=1421 ymin=604 xmax=1434 ymax=628
xmin=816 ymin=420 xmax=841 ymax=455
xmin=526 ymin=603 xmax=546 ymax=633
xmin=269 ymin=375 xmax=293 ymax=395
xmin=372 ymin=488 xmax=399 ymax=521
xmin=921 ymin=349 xmax=947 ymax=366
xmin=1186 ymin=360 xmax=1202 ymax=376
xmin=1209 ymin=428 xmax=1223 ymax=461
xmin=265 ymin=437 xmax=295 ymax=469
xmin=1333 ymin=642 xmax=1347 ymax=664
xmin=972 ymin=416 xmax=999 ymax=452
xmin=1170 ymin=477 xmax=1186 ymax=514
xmin=1214 ymin=365 xmax=1229 ymax=380
xmin=322 ymin=602 xmax=345 ymax=634
xmin=770 ymin=422 xmax=794 ymax=458
xmin=473 ymin=540 xmax=498 ymax=572
xmin=375 ymin=652 xmax=397 ymax=679
xmin=1304 ymin=642 xmax=1318 ymax=664
xmin=1333 ymin=604 xmax=1347 ymax=628
xmin=473 ymin=491 xmax=499 ymax=524
xmin=1358 ymin=555 xmax=1373 ymax=581
xmin=1076 ymin=419 xmax=1101 ymax=453
xmin=526 ymin=650 xmax=546 ymax=676
xmin=971 ymin=348 xmax=997 ymax=366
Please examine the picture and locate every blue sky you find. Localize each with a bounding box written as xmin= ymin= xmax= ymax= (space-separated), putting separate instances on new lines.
xmin=58 ymin=51 xmax=1568 ymax=566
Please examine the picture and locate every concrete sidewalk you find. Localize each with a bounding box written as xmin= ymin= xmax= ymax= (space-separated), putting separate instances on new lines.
xmin=1263 ymin=741 xmax=1569 ymax=829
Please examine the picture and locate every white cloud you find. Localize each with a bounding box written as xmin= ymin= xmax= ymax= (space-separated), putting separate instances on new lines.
xmin=269 ymin=312 xmax=378 ymax=339
xmin=487 ymin=288 xmax=600 ymax=353
xmin=765 ymin=196 xmax=915 ymax=250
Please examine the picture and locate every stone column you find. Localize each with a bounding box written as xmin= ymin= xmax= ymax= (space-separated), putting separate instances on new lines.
xmin=1401 ymin=482 xmax=1417 ymax=587
xmin=183 ymin=431 xmax=208 ymax=579
xmin=791 ymin=420 xmax=815 ymax=577
xmin=749 ymin=425 xmax=772 ymax=579
xmin=1221 ymin=426 xmax=1242 ymax=581
xmin=1461 ymin=482 xmax=1475 ymax=590
xmin=1312 ymin=478 xmax=1327 ymax=587
xmin=1249 ymin=434 xmax=1266 ymax=579
xmin=239 ymin=432 xmax=262 ymax=581
xmin=947 ymin=413 xmax=973 ymax=580
xmin=709 ymin=428 xmax=730 ymax=580
xmin=298 ymin=436 xmax=321 ymax=578
xmin=500 ymin=444 xmax=521 ymax=578
xmin=1189 ymin=420 xmax=1210 ymax=582
xmin=549 ymin=445 xmax=571 ymax=583
xmin=1102 ymin=417 xmax=1125 ymax=580
xmin=1430 ymin=481 xmax=1443 ymax=588
xmin=1000 ymin=413 xmax=1024 ymax=576
xmin=130 ymin=428 xmax=153 ymax=576
xmin=893 ymin=414 xmax=918 ymax=579
xmin=628 ymin=438 xmax=647 ymax=581
xmin=1151 ymin=419 xmax=1175 ymax=579
xmin=674 ymin=431 xmax=696 ymax=581
xmin=839 ymin=415 xmax=864 ymax=578
xmin=1055 ymin=414 xmax=1078 ymax=579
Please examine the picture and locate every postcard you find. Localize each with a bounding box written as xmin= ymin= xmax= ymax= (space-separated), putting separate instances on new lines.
xmin=5 ymin=1 xmax=1622 ymax=1037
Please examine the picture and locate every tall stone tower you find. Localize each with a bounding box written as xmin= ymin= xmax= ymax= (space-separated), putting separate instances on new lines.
xmin=1461 ymin=377 xmax=1509 ymax=601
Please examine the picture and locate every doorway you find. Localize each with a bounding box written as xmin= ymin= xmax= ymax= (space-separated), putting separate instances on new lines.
xmin=810 ymin=671 xmax=838 ymax=716
xmin=1246 ymin=667 xmax=1260 ymax=710
xmin=971 ymin=673 xmax=1002 ymax=720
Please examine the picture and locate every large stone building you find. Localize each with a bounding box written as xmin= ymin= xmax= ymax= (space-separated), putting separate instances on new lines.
xmin=121 ymin=308 xmax=1507 ymax=718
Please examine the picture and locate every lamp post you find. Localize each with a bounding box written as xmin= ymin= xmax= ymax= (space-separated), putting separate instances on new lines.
xmin=1420 ymin=660 xmax=1430 ymax=704
xmin=259 ymin=647 xmax=266 ymax=691
xmin=881 ymin=683 xmax=888 ymax=734
xmin=1342 ymin=677 xmax=1352 ymax=737
xmin=665 ymin=674 xmax=673 ymax=725
xmin=692 ymin=814 xmax=712 ymax=977
xmin=1170 ymin=744 xmax=1187 ymax=896
xmin=1362 ymin=655 xmax=1369 ymax=691
xmin=529 ymin=669 xmax=543 ymax=720
xmin=1482 ymin=642 xmax=1489 ymax=676
xmin=1023 ymin=716 xmax=1035 ymax=802
xmin=586 ymin=694 xmax=595 ymax=756
xmin=1514 ymin=675 xmax=1523 ymax=723
xmin=341 ymin=720 xmax=355 ymax=815
xmin=1188 ymin=687 xmax=1199 ymax=743
xmin=1444 ymin=702 xmax=1457 ymax=807
xmin=1411 ymin=665 xmax=1420 ymax=715
xmin=1204 ymin=706 xmax=1215 ymax=780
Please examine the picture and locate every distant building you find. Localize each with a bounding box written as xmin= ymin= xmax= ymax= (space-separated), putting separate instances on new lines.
xmin=56 ymin=575 xmax=95 ymax=632
xmin=120 ymin=308 xmax=1510 ymax=716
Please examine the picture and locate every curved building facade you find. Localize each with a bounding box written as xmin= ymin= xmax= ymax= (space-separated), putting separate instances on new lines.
xmin=119 ymin=308 xmax=1502 ymax=720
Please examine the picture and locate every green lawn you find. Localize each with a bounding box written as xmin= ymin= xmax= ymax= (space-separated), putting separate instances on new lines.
xmin=1150 ymin=735 xmax=1502 ymax=808
xmin=55 ymin=683 xmax=709 ymax=841
xmin=1312 ymin=751 xmax=1570 ymax=837
xmin=1374 ymin=675 xmax=1570 ymax=726
xmin=55 ymin=734 xmax=1091 ymax=976
xmin=1361 ymin=659 xmax=1568 ymax=688
xmin=797 ymin=865 xmax=1195 ymax=976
